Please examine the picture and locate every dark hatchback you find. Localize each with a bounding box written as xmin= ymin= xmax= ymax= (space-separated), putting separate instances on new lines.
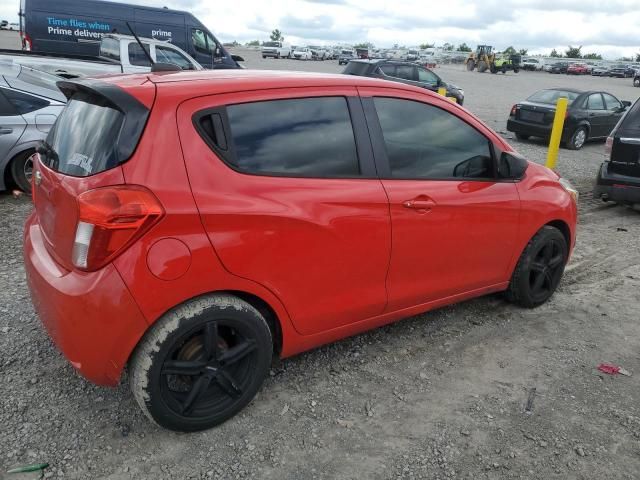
xmin=608 ymin=64 xmax=634 ymax=78
xmin=594 ymin=99 xmax=640 ymax=206
xmin=507 ymin=88 xmax=630 ymax=150
xmin=549 ymin=62 xmax=569 ymax=74
xmin=343 ymin=59 xmax=464 ymax=105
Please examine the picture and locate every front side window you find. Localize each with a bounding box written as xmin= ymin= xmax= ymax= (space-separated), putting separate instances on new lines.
xmin=192 ymin=29 xmax=216 ymax=54
xmin=224 ymin=97 xmax=360 ymax=177
xmin=587 ymin=93 xmax=605 ymax=110
xmin=128 ymin=43 xmax=151 ymax=67
xmin=374 ymin=97 xmax=493 ymax=179
xmin=156 ymin=46 xmax=192 ymax=70
xmin=603 ymin=93 xmax=621 ymax=111
xmin=417 ymin=67 xmax=438 ymax=85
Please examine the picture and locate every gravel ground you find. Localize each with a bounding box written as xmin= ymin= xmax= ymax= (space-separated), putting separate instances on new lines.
xmin=1 ymin=46 xmax=640 ymax=480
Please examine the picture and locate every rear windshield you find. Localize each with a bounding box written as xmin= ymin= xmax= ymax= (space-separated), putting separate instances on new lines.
xmin=527 ymin=89 xmax=579 ymax=105
xmin=343 ymin=62 xmax=371 ymax=76
xmin=42 ymin=91 xmax=124 ymax=176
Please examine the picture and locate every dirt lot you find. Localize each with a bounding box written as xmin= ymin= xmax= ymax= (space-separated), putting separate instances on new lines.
xmin=1 ymin=46 xmax=640 ymax=480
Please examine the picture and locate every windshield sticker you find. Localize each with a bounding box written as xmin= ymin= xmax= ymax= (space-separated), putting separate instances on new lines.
xmin=68 ymin=153 xmax=94 ymax=173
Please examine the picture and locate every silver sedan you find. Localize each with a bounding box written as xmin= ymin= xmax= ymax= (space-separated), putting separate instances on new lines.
xmin=0 ymin=62 xmax=66 ymax=192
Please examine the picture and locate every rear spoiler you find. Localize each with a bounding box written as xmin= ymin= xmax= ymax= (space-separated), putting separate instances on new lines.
xmin=57 ymin=78 xmax=150 ymax=165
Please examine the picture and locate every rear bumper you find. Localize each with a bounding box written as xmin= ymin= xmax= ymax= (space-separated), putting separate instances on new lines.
xmin=507 ymin=118 xmax=552 ymax=138
xmin=594 ymin=163 xmax=640 ymax=204
xmin=23 ymin=213 xmax=149 ymax=386
xmin=507 ymin=118 xmax=574 ymax=141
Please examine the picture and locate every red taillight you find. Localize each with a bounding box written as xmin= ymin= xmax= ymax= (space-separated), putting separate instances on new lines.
xmin=22 ymin=33 xmax=32 ymax=51
xmin=605 ymin=136 xmax=613 ymax=159
xmin=510 ymin=105 xmax=517 ymax=116
xmin=72 ymin=186 xmax=164 ymax=271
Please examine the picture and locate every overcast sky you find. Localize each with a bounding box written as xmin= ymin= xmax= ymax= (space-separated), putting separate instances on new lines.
xmin=2 ymin=0 xmax=639 ymax=59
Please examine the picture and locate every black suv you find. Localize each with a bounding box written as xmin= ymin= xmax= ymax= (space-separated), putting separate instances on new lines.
xmin=343 ymin=59 xmax=464 ymax=105
xmin=594 ymin=98 xmax=640 ymax=206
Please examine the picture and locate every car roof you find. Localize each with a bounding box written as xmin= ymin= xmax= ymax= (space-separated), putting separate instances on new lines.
xmin=100 ymin=69 xmax=438 ymax=95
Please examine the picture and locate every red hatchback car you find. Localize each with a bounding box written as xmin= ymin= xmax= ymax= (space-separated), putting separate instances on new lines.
xmin=24 ymin=70 xmax=578 ymax=431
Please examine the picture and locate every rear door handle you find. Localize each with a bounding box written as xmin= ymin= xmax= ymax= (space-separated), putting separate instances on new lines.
xmin=0 ymin=128 xmax=13 ymax=135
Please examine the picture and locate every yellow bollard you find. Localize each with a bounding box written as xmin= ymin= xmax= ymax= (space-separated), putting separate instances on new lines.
xmin=437 ymin=87 xmax=447 ymax=97
xmin=545 ymin=97 xmax=569 ymax=170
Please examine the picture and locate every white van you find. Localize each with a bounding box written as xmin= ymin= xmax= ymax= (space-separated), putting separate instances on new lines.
xmin=262 ymin=41 xmax=292 ymax=59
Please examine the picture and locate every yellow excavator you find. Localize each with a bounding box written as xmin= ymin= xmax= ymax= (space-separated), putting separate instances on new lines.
xmin=466 ymin=45 xmax=495 ymax=72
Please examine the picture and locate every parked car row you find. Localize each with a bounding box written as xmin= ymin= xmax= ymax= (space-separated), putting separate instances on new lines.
xmin=546 ymin=61 xmax=638 ymax=78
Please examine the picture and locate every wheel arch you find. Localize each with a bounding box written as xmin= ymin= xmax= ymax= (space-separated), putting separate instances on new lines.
xmin=545 ymin=219 xmax=571 ymax=250
xmin=126 ymin=289 xmax=284 ymax=373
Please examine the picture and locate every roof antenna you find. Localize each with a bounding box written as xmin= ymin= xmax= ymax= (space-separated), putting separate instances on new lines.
xmin=125 ymin=21 xmax=180 ymax=73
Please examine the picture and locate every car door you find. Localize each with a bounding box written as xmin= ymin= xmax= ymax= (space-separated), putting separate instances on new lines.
xmin=602 ymin=93 xmax=625 ymax=136
xmin=359 ymin=87 xmax=520 ymax=311
xmin=0 ymin=88 xmax=27 ymax=162
xmin=586 ymin=93 xmax=609 ymax=138
xmin=176 ymin=88 xmax=391 ymax=335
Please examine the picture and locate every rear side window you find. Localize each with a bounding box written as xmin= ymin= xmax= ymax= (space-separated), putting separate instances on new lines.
xmin=374 ymin=97 xmax=493 ymax=179
xmin=343 ymin=62 xmax=371 ymax=76
xmin=156 ymin=46 xmax=192 ymax=70
xmin=100 ymin=37 xmax=121 ymax=61
xmin=128 ymin=43 xmax=151 ymax=67
xmin=43 ymin=91 xmax=124 ymax=176
xmin=1 ymin=88 xmax=49 ymax=114
xmin=222 ymin=97 xmax=360 ymax=177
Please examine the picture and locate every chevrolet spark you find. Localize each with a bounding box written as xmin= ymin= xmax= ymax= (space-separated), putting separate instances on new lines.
xmin=24 ymin=70 xmax=578 ymax=432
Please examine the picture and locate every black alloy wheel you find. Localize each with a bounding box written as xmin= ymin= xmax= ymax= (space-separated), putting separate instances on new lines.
xmin=507 ymin=226 xmax=568 ymax=308
xmin=130 ymin=294 xmax=273 ymax=431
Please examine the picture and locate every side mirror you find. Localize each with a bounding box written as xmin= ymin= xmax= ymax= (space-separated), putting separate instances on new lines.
xmin=498 ymin=151 xmax=528 ymax=180
xmin=622 ymin=100 xmax=632 ymax=107
xmin=231 ymin=54 xmax=245 ymax=63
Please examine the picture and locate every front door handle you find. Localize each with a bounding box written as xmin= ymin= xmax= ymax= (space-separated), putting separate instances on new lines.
xmin=0 ymin=128 xmax=13 ymax=135
xmin=403 ymin=198 xmax=436 ymax=212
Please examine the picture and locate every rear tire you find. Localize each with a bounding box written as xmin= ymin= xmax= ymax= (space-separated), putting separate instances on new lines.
xmin=129 ymin=294 xmax=273 ymax=432
xmin=10 ymin=149 xmax=35 ymax=194
xmin=515 ymin=133 xmax=530 ymax=141
xmin=506 ymin=226 xmax=568 ymax=308
xmin=567 ymin=126 xmax=587 ymax=150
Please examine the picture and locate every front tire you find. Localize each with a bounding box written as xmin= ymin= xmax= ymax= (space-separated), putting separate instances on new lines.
xmin=478 ymin=60 xmax=488 ymax=72
xmin=634 ymin=77 xmax=640 ymax=87
xmin=567 ymin=126 xmax=587 ymax=150
xmin=129 ymin=294 xmax=273 ymax=432
xmin=507 ymin=226 xmax=568 ymax=308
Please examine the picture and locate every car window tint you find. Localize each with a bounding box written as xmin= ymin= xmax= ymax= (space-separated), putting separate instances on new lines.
xmin=587 ymin=94 xmax=605 ymax=110
xmin=226 ymin=97 xmax=360 ymax=177
xmin=374 ymin=97 xmax=493 ymax=179
xmin=394 ymin=65 xmax=415 ymax=81
xmin=602 ymin=93 xmax=621 ymax=110
xmin=128 ymin=43 xmax=151 ymax=67
xmin=417 ymin=67 xmax=438 ymax=85
xmin=192 ymin=29 xmax=206 ymax=53
xmin=379 ymin=64 xmax=395 ymax=76
xmin=2 ymin=88 xmax=49 ymax=114
xmin=0 ymin=89 xmax=17 ymax=116
xmin=156 ymin=46 xmax=192 ymax=70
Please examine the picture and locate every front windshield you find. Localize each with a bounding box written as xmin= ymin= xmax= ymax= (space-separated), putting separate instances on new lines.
xmin=527 ymin=89 xmax=579 ymax=105
xmin=263 ymin=42 xmax=279 ymax=47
